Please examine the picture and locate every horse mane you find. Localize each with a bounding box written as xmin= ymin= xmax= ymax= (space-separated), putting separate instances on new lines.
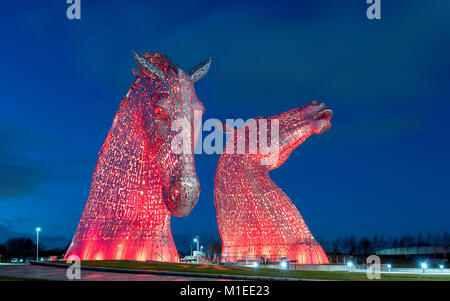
xmin=97 ymin=53 xmax=178 ymax=157
xmin=98 ymin=53 xmax=180 ymax=161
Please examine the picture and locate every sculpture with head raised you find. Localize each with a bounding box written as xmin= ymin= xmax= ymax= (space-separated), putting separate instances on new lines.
xmin=214 ymin=101 xmax=332 ymax=264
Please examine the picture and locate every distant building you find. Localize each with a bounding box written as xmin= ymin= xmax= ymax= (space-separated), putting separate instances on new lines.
xmin=181 ymin=251 xmax=206 ymax=264
xmin=376 ymin=246 xmax=449 ymax=256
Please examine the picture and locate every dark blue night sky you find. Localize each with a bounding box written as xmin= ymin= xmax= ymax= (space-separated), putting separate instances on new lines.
xmin=0 ymin=1 xmax=449 ymax=250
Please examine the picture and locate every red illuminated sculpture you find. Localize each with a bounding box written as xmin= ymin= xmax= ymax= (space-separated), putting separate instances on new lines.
xmin=214 ymin=102 xmax=332 ymax=264
xmin=65 ymin=52 xmax=210 ymax=262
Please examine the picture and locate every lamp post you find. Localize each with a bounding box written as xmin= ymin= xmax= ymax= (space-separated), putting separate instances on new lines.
xmin=421 ymin=262 xmax=428 ymax=274
xmin=347 ymin=261 xmax=353 ymax=272
xmin=193 ymin=235 xmax=199 ymax=263
xmin=36 ymin=228 xmax=41 ymax=261
xmin=193 ymin=235 xmax=199 ymax=252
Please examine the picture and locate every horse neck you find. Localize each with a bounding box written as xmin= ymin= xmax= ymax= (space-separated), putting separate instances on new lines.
xmin=215 ymin=154 xmax=274 ymax=194
xmin=94 ymin=100 xmax=167 ymax=214
xmin=215 ymin=141 xmax=316 ymax=244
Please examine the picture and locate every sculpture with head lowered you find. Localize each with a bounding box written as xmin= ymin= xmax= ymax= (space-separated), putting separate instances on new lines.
xmin=214 ymin=101 xmax=332 ymax=264
xmin=65 ymin=51 xmax=210 ymax=262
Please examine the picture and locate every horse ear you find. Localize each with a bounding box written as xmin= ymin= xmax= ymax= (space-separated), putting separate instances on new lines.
xmin=188 ymin=58 xmax=211 ymax=83
xmin=131 ymin=50 xmax=166 ymax=80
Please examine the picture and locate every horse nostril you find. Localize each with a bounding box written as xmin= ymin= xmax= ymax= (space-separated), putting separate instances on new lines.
xmin=172 ymin=185 xmax=181 ymax=201
xmin=170 ymin=179 xmax=200 ymax=204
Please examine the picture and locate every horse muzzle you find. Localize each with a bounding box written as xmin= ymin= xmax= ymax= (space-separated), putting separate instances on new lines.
xmin=166 ymin=177 xmax=200 ymax=217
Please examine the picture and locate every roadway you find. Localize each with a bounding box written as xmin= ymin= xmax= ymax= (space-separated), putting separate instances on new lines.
xmin=0 ymin=264 xmax=227 ymax=281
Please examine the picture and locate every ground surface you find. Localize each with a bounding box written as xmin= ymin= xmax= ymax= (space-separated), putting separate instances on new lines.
xmin=0 ymin=274 xmax=44 ymax=281
xmin=50 ymin=260 xmax=450 ymax=281
xmin=0 ymin=264 xmax=227 ymax=281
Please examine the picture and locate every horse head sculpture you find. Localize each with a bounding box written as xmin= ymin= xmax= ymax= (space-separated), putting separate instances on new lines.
xmin=65 ymin=52 xmax=210 ymax=262
xmin=214 ymin=101 xmax=332 ymax=264
xmin=131 ymin=51 xmax=209 ymax=217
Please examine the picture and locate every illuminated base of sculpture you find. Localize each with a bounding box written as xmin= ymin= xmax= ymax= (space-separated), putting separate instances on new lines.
xmin=64 ymin=238 xmax=180 ymax=262
xmin=221 ymin=244 xmax=329 ymax=264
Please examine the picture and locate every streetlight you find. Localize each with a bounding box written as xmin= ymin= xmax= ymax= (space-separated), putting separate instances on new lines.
xmin=36 ymin=227 xmax=41 ymax=261
xmin=193 ymin=236 xmax=199 ymax=252
xmin=347 ymin=261 xmax=353 ymax=272
xmin=387 ymin=264 xmax=392 ymax=273
xmin=193 ymin=235 xmax=199 ymax=263
xmin=439 ymin=264 xmax=444 ymax=270
xmin=421 ymin=262 xmax=428 ymax=274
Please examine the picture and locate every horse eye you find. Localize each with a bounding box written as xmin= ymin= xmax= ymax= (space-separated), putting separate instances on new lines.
xmin=154 ymin=107 xmax=167 ymax=119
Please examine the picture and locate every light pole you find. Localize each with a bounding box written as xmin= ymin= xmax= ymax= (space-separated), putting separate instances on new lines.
xmin=421 ymin=262 xmax=428 ymax=274
xmin=193 ymin=235 xmax=199 ymax=252
xmin=36 ymin=227 xmax=41 ymax=261
xmin=193 ymin=236 xmax=199 ymax=263
xmin=347 ymin=261 xmax=353 ymax=272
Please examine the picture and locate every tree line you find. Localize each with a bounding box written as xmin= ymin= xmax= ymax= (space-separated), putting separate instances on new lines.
xmin=316 ymin=231 xmax=450 ymax=255
xmin=0 ymin=237 xmax=66 ymax=261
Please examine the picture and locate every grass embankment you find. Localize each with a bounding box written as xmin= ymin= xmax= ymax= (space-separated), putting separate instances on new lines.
xmin=52 ymin=260 xmax=450 ymax=281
